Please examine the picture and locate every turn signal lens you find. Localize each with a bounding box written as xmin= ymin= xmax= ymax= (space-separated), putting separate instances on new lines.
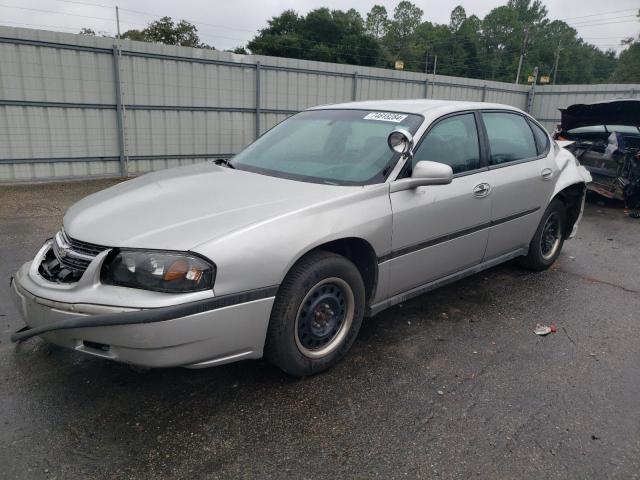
xmin=164 ymin=259 xmax=189 ymax=281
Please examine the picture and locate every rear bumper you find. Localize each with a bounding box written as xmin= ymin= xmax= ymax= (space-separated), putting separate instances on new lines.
xmin=10 ymin=265 xmax=276 ymax=368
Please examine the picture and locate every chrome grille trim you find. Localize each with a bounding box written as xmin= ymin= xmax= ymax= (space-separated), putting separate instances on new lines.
xmin=51 ymin=229 xmax=108 ymax=272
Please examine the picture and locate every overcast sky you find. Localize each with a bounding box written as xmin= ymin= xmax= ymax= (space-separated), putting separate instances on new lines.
xmin=2 ymin=0 xmax=639 ymax=53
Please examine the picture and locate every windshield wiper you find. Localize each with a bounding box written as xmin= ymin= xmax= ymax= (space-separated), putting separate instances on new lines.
xmin=213 ymin=158 xmax=235 ymax=169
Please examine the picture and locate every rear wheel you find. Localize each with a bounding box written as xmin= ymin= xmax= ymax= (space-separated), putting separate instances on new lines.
xmin=264 ymin=250 xmax=365 ymax=377
xmin=519 ymin=199 xmax=567 ymax=271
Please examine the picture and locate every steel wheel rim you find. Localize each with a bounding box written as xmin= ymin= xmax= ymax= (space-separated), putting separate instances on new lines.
xmin=294 ymin=277 xmax=355 ymax=359
xmin=540 ymin=212 xmax=562 ymax=260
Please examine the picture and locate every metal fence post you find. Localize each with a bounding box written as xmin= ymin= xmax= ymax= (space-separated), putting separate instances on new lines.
xmin=424 ymin=78 xmax=429 ymax=98
xmin=482 ymin=85 xmax=487 ymax=102
xmin=352 ymin=72 xmax=358 ymax=101
xmin=112 ymin=45 xmax=127 ymax=177
xmin=526 ymin=67 xmax=539 ymax=114
xmin=255 ymin=61 xmax=261 ymax=139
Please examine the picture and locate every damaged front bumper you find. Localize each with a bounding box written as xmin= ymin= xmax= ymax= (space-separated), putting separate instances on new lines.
xmin=10 ymin=242 xmax=276 ymax=368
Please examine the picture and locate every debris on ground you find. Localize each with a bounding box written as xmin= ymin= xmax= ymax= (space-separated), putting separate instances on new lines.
xmin=534 ymin=323 xmax=558 ymax=336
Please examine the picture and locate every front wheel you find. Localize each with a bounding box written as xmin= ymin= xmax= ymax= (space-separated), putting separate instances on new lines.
xmin=519 ymin=199 xmax=567 ymax=271
xmin=264 ymin=250 xmax=365 ymax=377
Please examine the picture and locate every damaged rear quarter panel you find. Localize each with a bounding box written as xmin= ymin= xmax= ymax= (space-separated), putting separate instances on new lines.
xmin=551 ymin=143 xmax=592 ymax=237
xmin=551 ymin=144 xmax=592 ymax=199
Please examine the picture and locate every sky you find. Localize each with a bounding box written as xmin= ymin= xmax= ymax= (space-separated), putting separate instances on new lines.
xmin=1 ymin=0 xmax=639 ymax=54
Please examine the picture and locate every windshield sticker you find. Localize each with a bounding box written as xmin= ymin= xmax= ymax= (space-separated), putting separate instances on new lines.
xmin=363 ymin=112 xmax=408 ymax=123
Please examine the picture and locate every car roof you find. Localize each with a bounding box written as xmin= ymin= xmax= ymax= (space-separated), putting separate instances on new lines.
xmin=307 ymin=99 xmax=524 ymax=117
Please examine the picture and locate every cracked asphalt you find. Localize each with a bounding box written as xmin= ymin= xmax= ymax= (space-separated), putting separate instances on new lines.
xmin=1 ymin=180 xmax=639 ymax=479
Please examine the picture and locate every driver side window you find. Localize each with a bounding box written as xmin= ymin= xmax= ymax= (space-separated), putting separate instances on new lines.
xmin=412 ymin=113 xmax=481 ymax=174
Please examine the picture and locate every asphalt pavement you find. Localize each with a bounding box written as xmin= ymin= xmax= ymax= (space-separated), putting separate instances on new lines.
xmin=1 ymin=179 xmax=639 ymax=479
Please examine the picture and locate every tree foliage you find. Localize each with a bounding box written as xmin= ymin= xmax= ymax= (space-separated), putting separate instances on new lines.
xmin=81 ymin=4 xmax=639 ymax=84
xmin=611 ymin=10 xmax=640 ymax=82
xmin=245 ymin=1 xmax=639 ymax=84
xmin=121 ymin=17 xmax=212 ymax=49
xmin=247 ymin=8 xmax=381 ymax=66
xmin=366 ymin=5 xmax=389 ymax=39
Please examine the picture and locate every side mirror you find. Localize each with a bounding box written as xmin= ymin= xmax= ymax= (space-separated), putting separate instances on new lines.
xmin=390 ymin=161 xmax=453 ymax=193
xmin=387 ymin=128 xmax=414 ymax=155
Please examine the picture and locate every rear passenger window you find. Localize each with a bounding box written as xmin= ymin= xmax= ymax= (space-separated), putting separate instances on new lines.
xmin=529 ymin=121 xmax=550 ymax=155
xmin=482 ymin=112 xmax=538 ymax=165
xmin=413 ymin=113 xmax=480 ymax=174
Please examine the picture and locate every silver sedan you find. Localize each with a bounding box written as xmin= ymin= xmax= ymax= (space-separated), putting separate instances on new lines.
xmin=10 ymin=100 xmax=591 ymax=376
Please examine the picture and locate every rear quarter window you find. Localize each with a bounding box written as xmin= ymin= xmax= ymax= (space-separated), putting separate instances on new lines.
xmin=529 ymin=121 xmax=550 ymax=155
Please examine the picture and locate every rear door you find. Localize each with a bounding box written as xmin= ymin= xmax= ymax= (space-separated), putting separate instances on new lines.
xmin=480 ymin=111 xmax=557 ymax=259
xmin=387 ymin=111 xmax=491 ymax=297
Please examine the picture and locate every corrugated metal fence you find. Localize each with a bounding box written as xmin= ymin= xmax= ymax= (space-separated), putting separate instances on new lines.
xmin=1 ymin=26 xmax=638 ymax=182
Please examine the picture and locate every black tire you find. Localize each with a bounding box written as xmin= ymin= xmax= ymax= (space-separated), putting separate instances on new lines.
xmin=264 ymin=250 xmax=365 ymax=377
xmin=519 ymin=198 xmax=567 ymax=271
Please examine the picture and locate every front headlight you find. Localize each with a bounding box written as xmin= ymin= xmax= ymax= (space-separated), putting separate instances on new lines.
xmin=101 ymin=250 xmax=215 ymax=293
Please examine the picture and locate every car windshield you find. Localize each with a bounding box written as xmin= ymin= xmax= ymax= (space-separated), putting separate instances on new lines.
xmin=231 ymin=109 xmax=423 ymax=185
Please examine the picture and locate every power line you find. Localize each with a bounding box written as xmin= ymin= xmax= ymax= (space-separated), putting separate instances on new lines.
xmin=560 ymin=8 xmax=638 ymax=21
xmin=55 ymin=0 xmax=257 ymax=34
xmin=1 ymin=18 xmax=114 ymax=35
xmin=55 ymin=0 xmax=114 ymax=8
xmin=0 ymin=2 xmax=116 ymax=22
xmin=568 ymin=19 xmax=639 ymax=28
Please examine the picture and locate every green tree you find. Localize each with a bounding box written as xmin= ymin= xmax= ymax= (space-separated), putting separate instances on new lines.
xmin=611 ymin=10 xmax=640 ymax=83
xmin=612 ymin=43 xmax=640 ymax=82
xmin=387 ymin=1 xmax=423 ymax=40
xmin=366 ymin=5 xmax=389 ymax=39
xmin=481 ymin=6 xmax=520 ymax=81
xmin=242 ymin=0 xmax=632 ymax=84
xmin=383 ymin=1 xmax=423 ymax=68
xmin=122 ymin=17 xmax=211 ymax=48
xmin=449 ymin=6 xmax=466 ymax=32
xmin=248 ymin=8 xmax=381 ymax=67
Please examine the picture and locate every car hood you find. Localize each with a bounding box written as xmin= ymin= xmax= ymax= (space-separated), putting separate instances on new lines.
xmin=64 ymin=163 xmax=359 ymax=251
xmin=560 ymin=99 xmax=640 ymax=131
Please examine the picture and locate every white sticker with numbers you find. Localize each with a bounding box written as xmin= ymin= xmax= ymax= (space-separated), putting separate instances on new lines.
xmin=363 ymin=112 xmax=408 ymax=123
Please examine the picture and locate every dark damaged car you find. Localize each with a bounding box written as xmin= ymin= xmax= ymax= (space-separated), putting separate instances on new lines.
xmin=554 ymin=99 xmax=640 ymax=211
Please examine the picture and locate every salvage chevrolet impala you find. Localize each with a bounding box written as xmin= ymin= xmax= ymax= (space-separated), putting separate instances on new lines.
xmin=10 ymin=100 xmax=591 ymax=376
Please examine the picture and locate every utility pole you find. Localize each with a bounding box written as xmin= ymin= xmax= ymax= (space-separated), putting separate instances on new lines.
xmin=552 ymin=40 xmax=561 ymax=84
xmin=425 ymin=52 xmax=429 ymax=74
xmin=433 ymin=55 xmax=437 ymax=77
xmin=515 ymin=27 xmax=530 ymax=84
xmin=115 ymin=6 xmax=121 ymax=40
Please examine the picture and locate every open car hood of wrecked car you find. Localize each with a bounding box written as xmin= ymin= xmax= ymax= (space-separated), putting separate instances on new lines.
xmin=62 ymin=162 xmax=360 ymax=251
xmin=560 ymin=99 xmax=640 ymax=131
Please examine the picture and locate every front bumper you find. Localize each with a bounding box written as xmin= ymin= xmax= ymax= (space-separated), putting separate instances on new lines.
xmin=10 ymin=258 xmax=276 ymax=368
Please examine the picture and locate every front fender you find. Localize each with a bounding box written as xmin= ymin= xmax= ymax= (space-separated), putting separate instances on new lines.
xmin=192 ymin=184 xmax=393 ymax=298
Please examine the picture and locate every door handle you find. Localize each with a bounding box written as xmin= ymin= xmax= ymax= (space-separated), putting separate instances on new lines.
xmin=473 ymin=183 xmax=491 ymax=198
xmin=541 ymin=168 xmax=553 ymax=180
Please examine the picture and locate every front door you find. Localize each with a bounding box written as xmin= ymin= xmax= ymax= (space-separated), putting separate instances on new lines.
xmin=387 ymin=112 xmax=491 ymax=297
